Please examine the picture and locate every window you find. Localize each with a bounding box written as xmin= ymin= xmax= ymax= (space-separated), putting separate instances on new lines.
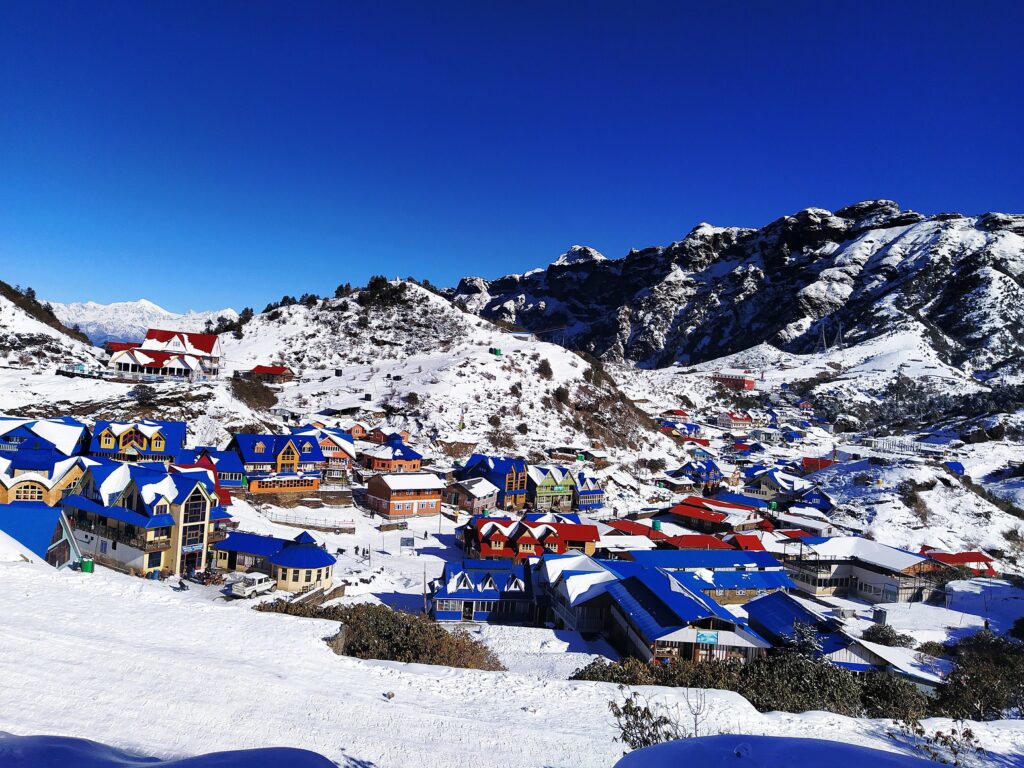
xmin=301 ymin=443 xmax=311 ymax=453
xmin=305 ymin=570 xmax=312 ymax=582
xmin=154 ymin=503 xmax=169 ymax=516
xmin=152 ymin=435 xmax=165 ymax=451
xmin=316 ymin=569 xmax=322 ymax=581
xmin=101 ymin=434 xmax=115 ymax=449
xmin=183 ymin=490 xmax=207 ymax=523
xmin=147 ymin=552 xmax=162 ymax=568
xmin=291 ymin=570 xmax=299 ymax=581
xmin=254 ymin=442 xmax=265 ymax=454
xmin=14 ymin=484 xmax=44 ymax=501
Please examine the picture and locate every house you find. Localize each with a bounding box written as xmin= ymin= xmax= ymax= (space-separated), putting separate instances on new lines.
xmin=749 ymin=427 xmax=783 ymax=445
xmin=0 ymin=452 xmax=88 ymax=505
xmin=465 ymin=517 xmax=600 ymax=562
xmin=89 ymin=420 xmax=187 ymax=465
xmin=445 ymin=477 xmax=499 ymax=514
xmin=802 ymin=456 xmax=838 ymax=474
xmin=365 ymin=472 xmax=445 ymax=518
xmin=244 ymin=365 xmax=295 ymax=384
xmin=140 ymin=329 xmax=222 ymax=376
xmin=919 ymin=546 xmax=997 ymax=576
xmin=745 ymin=591 xmax=950 ymax=691
xmin=63 ymin=461 xmax=232 ymax=576
xmin=669 ymin=566 xmax=796 ymax=605
xmin=797 ymin=487 xmax=836 ymax=512
xmin=655 ymin=470 xmax=696 ymax=493
xmin=107 ymin=348 xmax=207 ymax=380
xmin=0 ymin=416 xmax=90 ymax=457
xmin=717 ymin=411 xmax=754 ymax=430
xmin=785 ymin=536 xmax=942 ymax=604
xmin=771 ymin=507 xmax=838 ymax=537
xmin=269 ymin=406 xmax=303 ymax=425
xmin=430 ymin=560 xmax=535 ymax=623
xmin=226 ymin=434 xmax=325 ymax=494
xmin=359 ymin=438 xmax=422 ymax=474
xmin=671 ymin=459 xmax=725 ymax=488
xmin=604 ymin=567 xmax=769 ymax=663
xmin=667 ymin=496 xmax=763 ymax=534
xmin=541 ymin=553 xmax=621 ymax=633
xmin=623 ymin=548 xmax=787 ymax=573
xmin=334 ymin=419 xmax=370 ymax=440
xmin=459 ymin=455 xmax=529 ymax=510
xmin=213 ymin=530 xmax=336 ymax=593
xmin=744 ymin=467 xmax=812 ymax=500
xmin=0 ymin=501 xmax=81 ymax=568
xmin=660 ymin=533 xmax=734 ymax=551
xmin=368 ymin=426 xmax=412 ymax=444
xmin=290 ymin=425 xmax=356 ymax=484
xmin=526 ymin=465 xmax=575 ymax=511
xmin=711 ymin=369 xmax=756 ymax=391
xmin=604 ymin=519 xmax=669 ymax=541
xmin=174 ymin=447 xmax=246 ymax=492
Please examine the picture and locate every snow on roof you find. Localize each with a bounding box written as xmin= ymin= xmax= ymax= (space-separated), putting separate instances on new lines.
xmin=379 ymin=473 xmax=446 ymax=491
xmin=458 ymin=477 xmax=499 ymax=498
xmin=142 ymin=328 xmax=220 ymax=356
xmin=806 ymin=536 xmax=926 ymax=572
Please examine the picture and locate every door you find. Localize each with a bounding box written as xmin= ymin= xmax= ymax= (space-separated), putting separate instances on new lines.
xmin=462 ymin=601 xmax=474 ymax=621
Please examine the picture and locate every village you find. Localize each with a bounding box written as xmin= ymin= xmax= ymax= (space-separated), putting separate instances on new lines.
xmin=3 ymin=324 xmax=1019 ymax=710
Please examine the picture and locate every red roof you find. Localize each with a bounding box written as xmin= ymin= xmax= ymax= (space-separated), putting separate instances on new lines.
xmin=779 ymin=529 xmax=811 ymax=539
xmin=670 ymin=505 xmax=727 ymax=524
xmin=727 ymin=411 xmax=752 ymax=421
xmin=605 ymin=519 xmax=669 ymax=540
xmin=802 ymin=457 xmax=838 ymax=473
xmin=251 ymin=365 xmax=292 ymax=375
xmin=729 ymin=534 xmax=766 ymax=551
xmin=663 ymin=534 xmax=733 ymax=550
xmin=107 ymin=341 xmax=140 ymax=352
xmin=681 ymin=437 xmax=710 ymax=447
xmin=921 ymin=548 xmax=996 ymax=575
xmin=145 ymin=328 xmax=219 ymax=354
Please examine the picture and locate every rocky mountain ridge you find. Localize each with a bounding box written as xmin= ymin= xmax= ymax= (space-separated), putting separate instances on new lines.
xmin=453 ymin=201 xmax=1024 ymax=372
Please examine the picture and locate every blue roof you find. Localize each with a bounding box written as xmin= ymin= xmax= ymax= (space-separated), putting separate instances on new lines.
xmin=743 ymin=591 xmax=850 ymax=655
xmin=626 ymin=549 xmax=783 ymax=570
xmin=228 ymin=434 xmax=326 ymax=464
xmin=213 ymin=531 xmax=287 ymax=557
xmin=943 ymin=461 xmax=966 ymax=476
xmin=269 ymin=532 xmax=337 ymax=568
xmin=0 ymin=502 xmax=68 ymax=559
xmin=605 ymin=568 xmax=737 ymax=641
xmin=176 ymin=447 xmax=246 ymax=475
xmin=90 ymin=420 xmax=187 ymax=455
xmin=7 ymin=448 xmax=65 ymax=471
xmin=461 ymin=454 xmax=527 ymax=479
xmin=694 ymin=570 xmax=796 ymax=591
xmin=62 ymin=494 xmax=175 ymax=529
xmin=433 ymin=559 xmax=531 ymax=601
xmin=712 ymin=491 xmax=770 ymax=509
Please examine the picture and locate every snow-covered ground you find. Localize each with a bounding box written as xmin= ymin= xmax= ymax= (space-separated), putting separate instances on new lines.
xmin=3 ymin=557 xmax=1023 ymax=768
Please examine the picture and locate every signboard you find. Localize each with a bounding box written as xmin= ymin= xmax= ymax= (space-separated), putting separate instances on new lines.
xmin=181 ymin=542 xmax=205 ymax=554
xmin=399 ymin=537 xmax=415 ymax=549
xmin=695 ymin=630 xmax=719 ymax=645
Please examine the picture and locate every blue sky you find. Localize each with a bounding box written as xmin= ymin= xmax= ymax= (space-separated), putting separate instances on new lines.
xmin=1 ymin=1 xmax=1021 ymax=312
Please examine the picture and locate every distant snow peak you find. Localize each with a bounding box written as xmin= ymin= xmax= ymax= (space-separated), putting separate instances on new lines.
xmin=51 ymin=299 xmax=238 ymax=345
xmin=552 ymin=245 xmax=606 ymax=267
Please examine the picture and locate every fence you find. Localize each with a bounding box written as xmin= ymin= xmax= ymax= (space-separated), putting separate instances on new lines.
xmin=261 ymin=510 xmax=356 ymax=533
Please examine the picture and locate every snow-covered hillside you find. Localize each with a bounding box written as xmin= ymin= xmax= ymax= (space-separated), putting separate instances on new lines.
xmin=454 ymin=201 xmax=1024 ymax=372
xmin=222 ymin=283 xmax=676 ymax=461
xmin=51 ymin=299 xmax=238 ymax=345
xmin=0 ymin=290 xmax=103 ymax=370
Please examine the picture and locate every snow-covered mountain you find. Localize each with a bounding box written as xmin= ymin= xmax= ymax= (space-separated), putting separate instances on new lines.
xmin=453 ymin=201 xmax=1024 ymax=372
xmin=0 ymin=281 xmax=102 ymax=369
xmin=50 ymin=299 xmax=238 ymax=345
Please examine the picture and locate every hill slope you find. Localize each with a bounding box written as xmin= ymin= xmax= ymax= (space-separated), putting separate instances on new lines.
xmin=454 ymin=201 xmax=1024 ymax=371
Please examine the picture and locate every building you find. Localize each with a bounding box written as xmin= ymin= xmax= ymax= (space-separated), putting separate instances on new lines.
xmin=465 ymin=517 xmax=600 ymax=562
xmin=573 ymin=471 xmax=604 ymax=510
xmin=141 ymin=329 xmax=222 ymax=376
xmin=213 ymin=530 xmax=336 ymax=593
xmin=0 ymin=501 xmax=81 ymax=568
xmin=89 ymin=420 xmax=187 ymax=465
xmin=744 ymin=467 xmax=812 ymax=500
xmin=430 ymin=560 xmax=535 ymax=623
xmin=541 ymin=553 xmax=620 ymax=633
xmin=919 ymin=546 xmax=997 ymax=577
xmin=359 ymin=438 xmax=422 ymax=474
xmin=244 ymin=364 xmax=295 ymax=384
xmin=445 ymin=477 xmax=499 ymax=514
xmin=365 ymin=472 xmax=445 ymax=518
xmin=107 ymin=348 xmax=208 ymax=380
xmin=526 ymin=465 xmax=575 ymax=511
xmin=604 ymin=567 xmax=769 ymax=663
xmin=671 ymin=459 xmax=725 ymax=489
xmin=290 ymin=425 xmax=356 ymax=485
xmin=785 ymin=536 xmax=942 ymax=604
xmin=0 ymin=416 xmax=90 ymax=457
xmin=174 ymin=447 xmax=246 ymax=493
xmin=667 ymin=496 xmax=764 ymax=534
xmin=459 ymin=455 xmax=529 ymax=511
xmin=63 ymin=461 xmax=232 ymax=576
xmin=0 ymin=453 xmax=88 ymax=505
xmin=367 ymin=426 xmax=412 ymax=444
xmin=226 ymin=434 xmax=325 ymax=494
xmin=711 ymin=369 xmax=756 ymax=391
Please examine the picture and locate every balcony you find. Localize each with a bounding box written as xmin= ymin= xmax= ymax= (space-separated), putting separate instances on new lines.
xmin=208 ymin=529 xmax=229 ymax=542
xmin=144 ymin=538 xmax=173 ymax=553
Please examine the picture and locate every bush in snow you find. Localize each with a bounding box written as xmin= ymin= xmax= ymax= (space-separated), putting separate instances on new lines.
xmin=536 ymin=358 xmax=553 ymax=379
xmin=229 ymin=377 xmax=277 ymax=411
xmin=862 ymin=623 xmax=917 ymax=648
xmin=860 ymin=672 xmax=928 ymax=720
xmin=256 ymin=601 xmax=504 ymax=671
xmin=572 ymin=657 xmax=658 ymax=686
xmin=129 ymin=384 xmax=157 ymax=407
xmin=933 ymin=630 xmax=1024 ymax=721
xmin=609 ymin=688 xmax=683 ymax=752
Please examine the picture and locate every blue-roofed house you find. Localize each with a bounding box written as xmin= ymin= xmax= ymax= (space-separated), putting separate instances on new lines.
xmin=673 ymin=459 xmax=725 ymax=488
xmin=89 ymin=420 xmax=187 ymax=465
xmin=291 ymin=425 xmax=357 ymax=484
xmin=0 ymin=501 xmax=81 ymax=568
xmin=176 ymin=447 xmax=247 ymax=489
xmin=226 ymin=433 xmax=325 ymax=494
xmin=0 ymin=453 xmax=89 ymax=506
xmin=624 ymin=548 xmax=786 ymax=572
xmin=214 ymin=530 xmax=336 ymax=594
xmin=605 ymin=567 xmax=769 ymax=663
xmin=63 ymin=461 xmax=232 ymax=576
xmin=430 ymin=559 xmax=535 ymax=623
xmin=0 ymin=417 xmax=90 ymax=457
xmin=459 ymin=455 xmax=529 ymax=511
xmin=942 ymin=461 xmax=966 ymax=478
